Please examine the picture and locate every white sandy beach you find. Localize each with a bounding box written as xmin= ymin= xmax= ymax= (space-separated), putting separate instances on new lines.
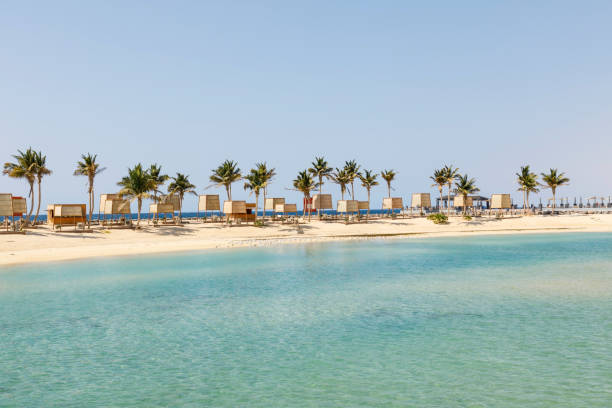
xmin=2 ymin=213 xmax=612 ymax=267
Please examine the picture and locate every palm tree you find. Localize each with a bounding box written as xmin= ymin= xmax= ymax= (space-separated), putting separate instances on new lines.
xmin=3 ymin=148 xmax=37 ymax=225
xmin=430 ymin=168 xmax=447 ymax=213
xmin=148 ymin=164 xmax=169 ymax=203
xmin=443 ymin=165 xmax=460 ymax=216
xmin=359 ymin=169 xmax=379 ymax=219
xmin=33 ymin=151 xmax=51 ymax=225
xmin=74 ymin=153 xmax=106 ymax=227
xmin=256 ymin=162 xmax=276 ymax=220
xmin=309 ymin=156 xmax=333 ymax=219
xmin=516 ymin=165 xmax=539 ymax=214
xmin=167 ymin=173 xmax=197 ymax=222
xmin=330 ymin=168 xmax=350 ymax=200
xmin=243 ymin=169 xmax=265 ymax=221
xmin=209 ymin=160 xmax=241 ymax=200
xmin=343 ymin=160 xmax=361 ymax=200
xmin=292 ymin=170 xmax=319 ymax=222
xmin=540 ymin=169 xmax=570 ymax=211
xmin=380 ymin=169 xmax=396 ymax=198
xmin=117 ymin=164 xmax=156 ymax=226
xmin=454 ymin=174 xmax=479 ymax=215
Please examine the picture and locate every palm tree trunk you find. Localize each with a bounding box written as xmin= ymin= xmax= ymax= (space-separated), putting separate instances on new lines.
xmin=367 ymin=189 xmax=370 ymax=219
xmin=307 ymin=195 xmax=311 ymax=222
xmin=552 ymin=188 xmax=556 ymax=212
xmin=387 ymin=183 xmax=391 ymax=198
xmin=179 ymin=194 xmax=183 ymax=221
xmin=255 ymin=192 xmax=259 ymax=221
xmin=526 ymin=191 xmax=530 ymax=214
xmin=26 ymin=180 xmax=34 ymax=226
xmin=439 ymin=187 xmax=443 ymax=213
xmin=137 ymin=198 xmax=142 ymax=225
xmin=447 ymin=183 xmax=452 ymax=217
xmin=34 ymin=179 xmax=42 ymax=225
xmin=262 ymin=190 xmax=267 ymax=223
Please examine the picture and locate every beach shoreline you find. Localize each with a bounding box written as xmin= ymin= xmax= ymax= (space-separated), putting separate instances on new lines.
xmin=2 ymin=214 xmax=612 ymax=267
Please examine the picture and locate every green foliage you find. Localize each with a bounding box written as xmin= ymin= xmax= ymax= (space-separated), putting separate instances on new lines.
xmin=210 ymin=160 xmax=242 ymax=200
xmin=463 ymin=215 xmax=473 ymax=221
xmin=427 ymin=213 xmax=448 ymax=224
xmin=254 ymin=219 xmax=264 ymax=227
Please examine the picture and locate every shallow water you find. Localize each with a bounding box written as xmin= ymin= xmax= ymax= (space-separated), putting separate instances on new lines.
xmin=1 ymin=233 xmax=611 ymax=407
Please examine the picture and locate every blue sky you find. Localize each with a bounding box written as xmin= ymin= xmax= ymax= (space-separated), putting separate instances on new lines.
xmin=2 ymin=1 xmax=611 ymax=210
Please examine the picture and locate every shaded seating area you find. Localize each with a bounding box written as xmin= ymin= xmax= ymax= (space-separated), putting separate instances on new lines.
xmin=312 ymin=194 xmax=333 ymax=217
xmin=382 ymin=197 xmax=404 ymax=217
xmin=198 ymin=195 xmax=221 ymax=221
xmin=100 ymin=194 xmax=132 ymax=228
xmin=47 ymin=204 xmax=90 ymax=232
xmin=0 ymin=194 xmax=26 ymax=234
xmin=149 ymin=203 xmax=178 ymax=225
xmin=436 ymin=195 xmax=490 ymax=212
xmin=264 ymin=198 xmax=285 ymax=219
xmin=274 ymin=203 xmax=298 ymax=221
xmin=223 ymin=201 xmax=256 ymax=224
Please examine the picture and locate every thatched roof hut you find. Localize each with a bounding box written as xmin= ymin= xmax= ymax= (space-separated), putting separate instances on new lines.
xmin=149 ymin=203 xmax=174 ymax=215
xmin=104 ymin=199 xmax=131 ymax=216
xmin=313 ymin=194 xmax=333 ymax=210
xmin=337 ymin=200 xmax=359 ymax=213
xmin=490 ymin=194 xmax=511 ymax=209
xmin=358 ymin=201 xmax=369 ymax=210
xmin=47 ymin=204 xmax=87 ymax=228
xmin=0 ymin=194 xmax=13 ymax=217
xmin=223 ymin=201 xmax=247 ymax=215
xmin=411 ymin=193 xmax=431 ymax=208
xmin=264 ymin=198 xmax=285 ymax=211
xmin=12 ymin=197 xmax=26 ymax=216
xmin=198 ymin=195 xmax=220 ymax=212
xmin=382 ymin=197 xmax=403 ymax=210
xmin=453 ymin=195 xmax=473 ymax=208
xmin=274 ymin=203 xmax=298 ymax=214
xmin=99 ymin=194 xmax=122 ymax=214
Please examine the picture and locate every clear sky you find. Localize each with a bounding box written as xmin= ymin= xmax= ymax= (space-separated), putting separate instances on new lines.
xmin=2 ymin=1 xmax=611 ymax=210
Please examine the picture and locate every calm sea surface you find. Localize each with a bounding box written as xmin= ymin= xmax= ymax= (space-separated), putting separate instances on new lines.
xmin=1 ymin=233 xmax=611 ymax=407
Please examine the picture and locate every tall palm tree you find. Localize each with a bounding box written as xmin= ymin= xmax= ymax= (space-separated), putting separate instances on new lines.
xmin=430 ymin=168 xmax=447 ymax=212
xmin=256 ymin=162 xmax=276 ymax=220
xmin=540 ymin=169 xmax=569 ymax=211
xmin=309 ymin=156 xmax=333 ymax=219
xmin=380 ymin=169 xmax=396 ymax=198
xmin=443 ymin=165 xmax=460 ymax=216
xmin=33 ymin=151 xmax=51 ymax=225
xmin=167 ymin=173 xmax=196 ymax=222
xmin=3 ymin=148 xmax=37 ymax=225
xmin=454 ymin=174 xmax=479 ymax=215
xmin=243 ymin=169 xmax=265 ymax=221
xmin=117 ymin=164 xmax=156 ymax=226
xmin=74 ymin=153 xmax=106 ymax=227
xmin=148 ymin=164 xmax=169 ymax=203
xmin=292 ymin=170 xmax=319 ymax=222
xmin=516 ymin=165 xmax=539 ymax=214
xmin=343 ymin=160 xmax=361 ymax=200
xmin=330 ymin=168 xmax=350 ymax=200
xmin=359 ymin=169 xmax=379 ymax=219
xmin=209 ymin=160 xmax=241 ymax=200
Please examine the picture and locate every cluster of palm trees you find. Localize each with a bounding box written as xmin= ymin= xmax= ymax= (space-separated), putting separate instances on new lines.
xmin=3 ymin=147 xmax=573 ymax=226
xmin=2 ymin=148 xmax=52 ymax=226
xmin=516 ymin=166 xmax=569 ymax=212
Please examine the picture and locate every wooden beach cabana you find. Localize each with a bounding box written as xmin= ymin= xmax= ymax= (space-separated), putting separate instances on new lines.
xmin=47 ymin=204 xmax=89 ymax=231
xmin=149 ymin=203 xmax=176 ymax=225
xmin=490 ymin=194 xmax=511 ymax=216
xmin=264 ymin=198 xmax=285 ymax=218
xmin=198 ymin=194 xmax=221 ymax=220
xmin=337 ymin=200 xmax=359 ymax=216
xmin=223 ymin=200 xmax=255 ymax=224
xmin=312 ymin=194 xmax=333 ymax=215
xmin=453 ymin=195 xmax=473 ymax=208
xmin=382 ymin=197 xmax=403 ymax=216
xmin=100 ymin=194 xmax=131 ymax=228
xmin=0 ymin=194 xmax=25 ymax=233
xmin=274 ymin=203 xmax=298 ymax=217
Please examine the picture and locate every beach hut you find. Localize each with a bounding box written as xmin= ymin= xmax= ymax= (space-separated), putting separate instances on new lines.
xmin=490 ymin=194 xmax=511 ymax=209
xmin=198 ymin=194 xmax=221 ymax=220
xmin=264 ymin=198 xmax=285 ymax=218
xmin=160 ymin=194 xmax=181 ymax=212
xmin=149 ymin=203 xmax=175 ymax=225
xmin=274 ymin=203 xmax=298 ymax=216
xmin=453 ymin=195 xmax=473 ymax=208
xmin=101 ymin=196 xmax=131 ymax=227
xmin=223 ymin=200 xmax=248 ymax=223
xmin=337 ymin=200 xmax=359 ymax=215
xmin=12 ymin=197 xmax=26 ymax=217
xmin=411 ymin=193 xmax=431 ymax=209
xmin=0 ymin=194 xmax=14 ymax=233
xmin=47 ymin=204 xmax=88 ymax=231
xmin=382 ymin=197 xmax=403 ymax=216
xmin=99 ymin=194 xmax=122 ymax=219
xmin=312 ymin=194 xmax=333 ymax=213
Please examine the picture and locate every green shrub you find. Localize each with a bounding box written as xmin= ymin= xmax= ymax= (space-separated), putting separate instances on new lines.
xmin=254 ymin=219 xmax=264 ymax=227
xmin=463 ymin=215 xmax=472 ymax=221
xmin=427 ymin=213 xmax=448 ymax=224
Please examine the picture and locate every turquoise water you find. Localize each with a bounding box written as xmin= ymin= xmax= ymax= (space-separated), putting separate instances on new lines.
xmin=1 ymin=233 xmax=611 ymax=407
